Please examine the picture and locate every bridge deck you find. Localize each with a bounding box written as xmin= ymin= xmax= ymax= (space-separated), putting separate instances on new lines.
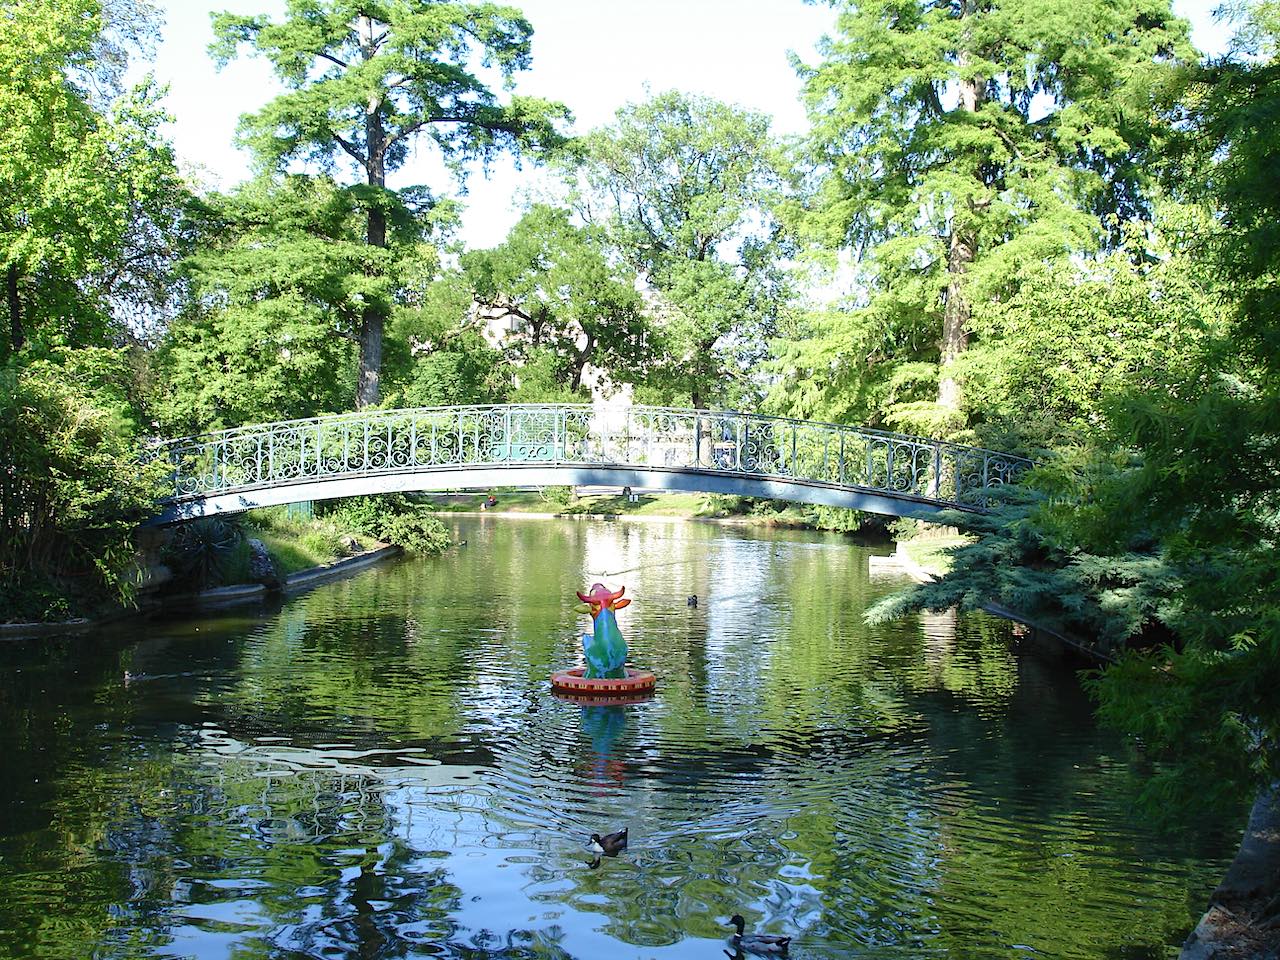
xmin=149 ymin=404 xmax=1032 ymax=524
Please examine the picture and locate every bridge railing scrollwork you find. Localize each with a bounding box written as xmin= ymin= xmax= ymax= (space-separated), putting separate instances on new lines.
xmin=157 ymin=404 xmax=1033 ymax=511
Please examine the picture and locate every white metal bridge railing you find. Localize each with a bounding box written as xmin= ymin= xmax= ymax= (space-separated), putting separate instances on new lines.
xmin=156 ymin=404 xmax=1032 ymax=511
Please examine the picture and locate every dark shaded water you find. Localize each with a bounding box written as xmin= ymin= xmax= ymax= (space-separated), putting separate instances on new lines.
xmin=0 ymin=518 xmax=1236 ymax=959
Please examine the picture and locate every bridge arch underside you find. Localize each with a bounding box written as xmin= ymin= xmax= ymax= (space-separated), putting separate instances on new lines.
xmin=152 ymin=466 xmax=968 ymax=525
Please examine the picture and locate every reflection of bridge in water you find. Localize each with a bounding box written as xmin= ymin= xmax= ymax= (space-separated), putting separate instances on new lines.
xmin=148 ymin=404 xmax=1032 ymax=524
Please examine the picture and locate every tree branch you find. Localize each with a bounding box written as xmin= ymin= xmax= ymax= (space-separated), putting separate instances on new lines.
xmin=383 ymin=118 xmax=430 ymax=152
xmin=333 ymin=132 xmax=367 ymax=167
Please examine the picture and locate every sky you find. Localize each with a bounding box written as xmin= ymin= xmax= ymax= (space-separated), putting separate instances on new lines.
xmin=142 ymin=0 xmax=1233 ymax=250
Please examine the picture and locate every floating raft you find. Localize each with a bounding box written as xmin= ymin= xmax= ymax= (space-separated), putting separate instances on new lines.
xmin=550 ymin=666 xmax=656 ymax=699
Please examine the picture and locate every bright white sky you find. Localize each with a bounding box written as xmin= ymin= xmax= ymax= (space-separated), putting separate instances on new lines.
xmin=143 ymin=0 xmax=1231 ymax=250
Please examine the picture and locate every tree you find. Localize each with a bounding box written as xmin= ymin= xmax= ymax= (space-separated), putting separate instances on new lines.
xmin=570 ymin=91 xmax=786 ymax=409
xmin=155 ymin=175 xmax=393 ymax=432
xmin=463 ymin=205 xmax=650 ymax=395
xmin=790 ymin=0 xmax=1193 ymax=432
xmin=381 ymin=273 xmax=507 ymax=407
xmin=1079 ymin=0 xmax=1280 ymax=813
xmin=0 ymin=0 xmax=186 ymax=358
xmin=869 ymin=1 xmax=1280 ymax=818
xmin=211 ymin=0 xmax=569 ymax=409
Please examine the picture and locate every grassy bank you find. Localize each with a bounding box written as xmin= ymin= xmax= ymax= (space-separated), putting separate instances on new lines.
xmin=423 ymin=488 xmax=886 ymax=536
xmin=168 ymin=497 xmax=450 ymax=594
xmin=220 ymin=509 xmax=379 ymax=583
xmin=898 ymin=532 xmax=971 ymax=578
xmin=425 ymin=489 xmax=734 ymax=517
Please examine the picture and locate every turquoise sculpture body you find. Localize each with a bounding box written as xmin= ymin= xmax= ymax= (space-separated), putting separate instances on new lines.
xmin=577 ymin=583 xmax=631 ymax=679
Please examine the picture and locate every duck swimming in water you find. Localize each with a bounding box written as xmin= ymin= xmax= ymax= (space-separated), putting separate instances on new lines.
xmin=687 ymin=594 xmax=698 ymax=607
xmin=588 ymin=827 xmax=628 ymax=856
xmin=727 ymin=915 xmax=790 ymax=955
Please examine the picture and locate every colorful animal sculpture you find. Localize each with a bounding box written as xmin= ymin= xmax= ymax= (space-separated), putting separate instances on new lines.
xmin=576 ymin=583 xmax=631 ymax=679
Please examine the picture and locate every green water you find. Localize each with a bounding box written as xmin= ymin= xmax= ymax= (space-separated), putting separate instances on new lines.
xmin=0 ymin=518 xmax=1236 ymax=958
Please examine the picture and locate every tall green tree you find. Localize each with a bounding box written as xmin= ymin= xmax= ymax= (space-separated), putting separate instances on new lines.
xmin=570 ymin=91 xmax=786 ymax=409
xmin=871 ymin=1 xmax=1280 ymax=816
xmin=463 ymin=205 xmax=650 ymax=395
xmin=211 ymin=0 xmax=569 ymax=409
xmin=156 ymin=175 xmax=425 ymax=432
xmin=787 ymin=0 xmax=1192 ymax=433
xmin=1081 ymin=0 xmax=1280 ymax=812
xmin=0 ymin=0 xmax=186 ymax=358
xmin=381 ymin=273 xmax=507 ymax=407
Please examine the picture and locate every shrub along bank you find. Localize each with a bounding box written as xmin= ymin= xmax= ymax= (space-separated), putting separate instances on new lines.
xmin=157 ymin=497 xmax=452 ymax=599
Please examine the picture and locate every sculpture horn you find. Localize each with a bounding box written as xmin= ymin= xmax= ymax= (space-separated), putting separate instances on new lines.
xmin=609 ymin=585 xmax=626 ymax=601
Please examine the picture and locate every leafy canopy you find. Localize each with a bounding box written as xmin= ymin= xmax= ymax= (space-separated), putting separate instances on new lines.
xmin=777 ymin=0 xmax=1193 ymax=431
xmin=0 ymin=0 xmax=187 ymax=356
xmin=210 ymin=0 xmax=567 ymax=180
xmin=570 ymin=90 xmax=787 ymax=408
xmin=462 ymin=205 xmax=650 ymax=395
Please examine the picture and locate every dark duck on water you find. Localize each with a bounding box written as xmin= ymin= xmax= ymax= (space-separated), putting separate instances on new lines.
xmin=727 ymin=915 xmax=791 ymax=955
xmin=588 ymin=827 xmax=628 ymax=856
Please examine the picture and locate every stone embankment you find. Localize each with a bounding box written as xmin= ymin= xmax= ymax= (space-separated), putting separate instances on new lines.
xmin=0 ymin=543 xmax=402 ymax=636
xmin=1180 ymin=788 xmax=1280 ymax=959
xmin=188 ymin=542 xmax=401 ymax=608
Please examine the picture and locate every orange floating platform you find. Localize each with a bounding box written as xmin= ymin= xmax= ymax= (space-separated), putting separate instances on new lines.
xmin=550 ymin=666 xmax=656 ymax=699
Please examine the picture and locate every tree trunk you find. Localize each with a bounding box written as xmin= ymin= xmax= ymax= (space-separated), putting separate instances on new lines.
xmin=356 ymin=194 xmax=386 ymax=409
xmin=937 ymin=66 xmax=982 ymax=413
xmin=939 ymin=228 xmax=973 ymax=411
xmin=356 ymin=156 xmax=387 ymax=407
xmin=356 ymin=16 xmax=387 ymax=410
xmin=6 ymin=265 xmax=22 ymax=355
xmin=569 ymin=333 xmax=594 ymax=392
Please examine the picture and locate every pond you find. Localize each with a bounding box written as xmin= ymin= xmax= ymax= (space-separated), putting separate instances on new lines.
xmin=0 ymin=517 xmax=1236 ymax=959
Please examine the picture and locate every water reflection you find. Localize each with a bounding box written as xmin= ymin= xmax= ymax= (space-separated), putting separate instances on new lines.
xmin=0 ymin=518 xmax=1240 ymax=959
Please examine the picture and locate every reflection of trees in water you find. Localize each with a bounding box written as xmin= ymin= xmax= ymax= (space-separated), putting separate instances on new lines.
xmin=0 ymin=519 xmax=1236 ymax=958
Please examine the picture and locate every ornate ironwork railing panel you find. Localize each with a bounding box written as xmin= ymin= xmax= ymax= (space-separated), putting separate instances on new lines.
xmin=158 ymin=405 xmax=1033 ymax=511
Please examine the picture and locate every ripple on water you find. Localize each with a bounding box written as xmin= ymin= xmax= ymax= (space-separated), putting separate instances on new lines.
xmin=0 ymin=519 xmax=1238 ymax=959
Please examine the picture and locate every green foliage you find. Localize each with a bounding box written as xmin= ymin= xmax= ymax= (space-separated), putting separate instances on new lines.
xmin=866 ymin=476 xmax=1182 ymax=658
xmin=508 ymin=348 xmax=588 ymax=404
xmin=462 ymin=205 xmax=651 ymax=395
xmin=163 ymin=516 xmax=244 ymax=590
xmin=571 ymin=90 xmax=787 ymax=407
xmin=0 ymin=349 xmax=165 ymax=620
xmin=958 ymin=230 xmax=1220 ymax=451
xmin=323 ymin=495 xmax=450 ymax=555
xmin=538 ymin=486 xmax=575 ymax=507
xmin=776 ymin=0 xmax=1194 ymax=428
xmin=1075 ymin=5 xmax=1280 ymax=814
xmin=216 ymin=507 xmax=361 ymax=583
xmin=210 ymin=0 xmax=570 ymax=406
xmin=382 ymin=274 xmax=508 ymax=407
xmin=0 ymin=0 xmax=189 ymax=358
xmin=153 ymin=176 xmax=381 ymax=432
xmin=748 ymin=500 xmax=868 ymax=533
xmin=377 ymin=511 xmax=451 ymax=555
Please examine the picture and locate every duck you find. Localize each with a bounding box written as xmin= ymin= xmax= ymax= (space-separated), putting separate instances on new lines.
xmin=687 ymin=594 xmax=698 ymax=607
xmin=588 ymin=828 xmax=628 ymax=856
xmin=727 ymin=915 xmax=791 ymax=955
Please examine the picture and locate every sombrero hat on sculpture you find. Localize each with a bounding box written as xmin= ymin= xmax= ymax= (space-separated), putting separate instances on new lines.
xmin=550 ymin=583 xmax=655 ymax=699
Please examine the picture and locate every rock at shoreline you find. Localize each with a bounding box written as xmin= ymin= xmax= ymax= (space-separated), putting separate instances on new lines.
xmin=1182 ymin=786 xmax=1280 ymax=959
xmin=247 ymin=539 xmax=282 ymax=592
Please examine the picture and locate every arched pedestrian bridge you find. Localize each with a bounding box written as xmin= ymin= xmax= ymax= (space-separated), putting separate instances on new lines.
xmin=148 ymin=404 xmax=1032 ymax=525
